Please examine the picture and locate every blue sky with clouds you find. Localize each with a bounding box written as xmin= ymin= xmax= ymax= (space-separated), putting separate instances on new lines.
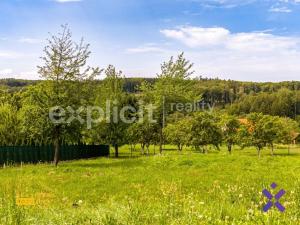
xmin=1 ymin=0 xmax=300 ymax=81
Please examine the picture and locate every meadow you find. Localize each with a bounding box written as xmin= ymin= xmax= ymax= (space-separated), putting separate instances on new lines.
xmin=0 ymin=145 xmax=300 ymax=225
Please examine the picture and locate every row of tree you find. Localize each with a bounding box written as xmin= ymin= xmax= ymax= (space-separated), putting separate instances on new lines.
xmin=0 ymin=25 xmax=299 ymax=165
xmin=163 ymin=112 xmax=299 ymax=157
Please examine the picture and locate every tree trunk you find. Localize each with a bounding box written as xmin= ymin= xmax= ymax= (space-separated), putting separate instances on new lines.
xmin=177 ymin=144 xmax=181 ymax=151
xmin=54 ymin=139 xmax=60 ymax=166
xmin=159 ymin=127 xmax=163 ymax=154
xmin=288 ymin=145 xmax=290 ymax=155
xmin=114 ymin=145 xmax=119 ymax=158
xmin=130 ymin=144 xmax=133 ymax=157
xmin=53 ymin=126 xmax=60 ymax=166
xmin=141 ymin=143 xmax=145 ymax=155
xmin=227 ymin=143 xmax=232 ymax=154
xmin=270 ymin=143 xmax=274 ymax=156
xmin=257 ymin=147 xmax=261 ymax=158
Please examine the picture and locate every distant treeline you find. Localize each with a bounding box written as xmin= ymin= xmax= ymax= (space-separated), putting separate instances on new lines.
xmin=0 ymin=78 xmax=37 ymax=88
xmin=2 ymin=77 xmax=300 ymax=92
xmin=2 ymin=77 xmax=300 ymax=108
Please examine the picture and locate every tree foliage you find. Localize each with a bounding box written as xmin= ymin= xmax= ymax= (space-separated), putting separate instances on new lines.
xmin=36 ymin=25 xmax=100 ymax=165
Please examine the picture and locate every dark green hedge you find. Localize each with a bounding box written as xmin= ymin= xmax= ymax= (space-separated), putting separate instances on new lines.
xmin=0 ymin=145 xmax=109 ymax=165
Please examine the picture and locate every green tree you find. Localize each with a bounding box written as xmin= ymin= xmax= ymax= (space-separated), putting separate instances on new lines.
xmin=271 ymin=89 xmax=295 ymax=117
xmin=92 ymin=65 xmax=131 ymax=158
xmin=163 ymin=117 xmax=191 ymax=151
xmin=126 ymin=101 xmax=159 ymax=155
xmin=0 ymin=86 xmax=10 ymax=105
xmin=239 ymin=113 xmax=282 ymax=157
xmin=140 ymin=53 xmax=199 ymax=153
xmin=37 ymin=25 xmax=100 ymax=165
xmin=219 ymin=114 xmax=240 ymax=154
xmin=18 ymin=86 xmax=52 ymax=146
xmin=259 ymin=115 xmax=281 ymax=156
xmin=277 ymin=117 xmax=299 ymax=154
xmin=238 ymin=113 xmax=264 ymax=157
xmin=0 ymin=104 xmax=20 ymax=146
xmin=296 ymin=115 xmax=300 ymax=128
xmin=189 ymin=112 xmax=222 ymax=153
xmin=126 ymin=123 xmax=140 ymax=157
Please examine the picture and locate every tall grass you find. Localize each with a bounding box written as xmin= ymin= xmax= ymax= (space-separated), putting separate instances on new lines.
xmin=0 ymin=145 xmax=299 ymax=224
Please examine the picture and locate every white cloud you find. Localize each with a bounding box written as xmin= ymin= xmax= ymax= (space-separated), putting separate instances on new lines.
xmin=54 ymin=0 xmax=82 ymax=2
xmin=161 ymin=27 xmax=230 ymax=48
xmin=19 ymin=71 xmax=38 ymax=79
xmin=160 ymin=26 xmax=299 ymax=51
xmin=126 ymin=44 xmax=166 ymax=54
xmin=280 ymin=0 xmax=300 ymax=3
xmin=192 ymin=0 xmax=300 ymax=10
xmin=269 ymin=6 xmax=292 ymax=12
xmin=160 ymin=26 xmax=300 ymax=81
xmin=0 ymin=51 xmax=26 ymax=59
xmin=278 ymin=0 xmax=300 ymax=4
xmin=18 ymin=38 xmax=43 ymax=44
xmin=0 ymin=70 xmax=38 ymax=80
xmin=0 ymin=69 xmax=13 ymax=75
xmin=191 ymin=0 xmax=256 ymax=8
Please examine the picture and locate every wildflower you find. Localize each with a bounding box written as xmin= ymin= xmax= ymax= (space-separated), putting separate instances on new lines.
xmin=248 ymin=209 xmax=254 ymax=214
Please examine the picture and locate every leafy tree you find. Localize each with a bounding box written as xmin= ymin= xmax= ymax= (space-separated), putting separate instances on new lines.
xmin=0 ymin=86 xmax=10 ymax=105
xmin=271 ymin=89 xmax=295 ymax=117
xmin=140 ymin=53 xmax=199 ymax=153
xmin=163 ymin=117 xmax=191 ymax=151
xmin=277 ymin=117 xmax=299 ymax=154
xmin=134 ymin=120 xmax=158 ymax=155
xmin=296 ymin=115 xmax=300 ymax=128
xmin=239 ymin=113 xmax=282 ymax=157
xmin=18 ymin=87 xmax=52 ymax=146
xmin=0 ymin=104 xmax=20 ymax=146
xmin=189 ymin=112 xmax=222 ymax=153
xmin=126 ymin=123 xmax=140 ymax=156
xmin=36 ymin=25 xmax=100 ymax=165
xmin=259 ymin=115 xmax=281 ymax=156
xmin=238 ymin=113 xmax=264 ymax=157
xmin=126 ymin=101 xmax=159 ymax=155
xmin=92 ymin=65 xmax=131 ymax=158
xmin=219 ymin=114 xmax=240 ymax=154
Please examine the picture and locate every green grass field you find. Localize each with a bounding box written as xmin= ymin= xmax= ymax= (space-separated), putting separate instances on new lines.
xmin=0 ymin=145 xmax=300 ymax=225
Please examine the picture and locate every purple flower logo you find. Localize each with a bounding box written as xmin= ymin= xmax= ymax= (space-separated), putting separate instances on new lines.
xmin=262 ymin=182 xmax=286 ymax=212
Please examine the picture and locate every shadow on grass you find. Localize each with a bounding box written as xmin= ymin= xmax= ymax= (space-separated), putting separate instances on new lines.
xmin=273 ymin=152 xmax=299 ymax=156
xmin=237 ymin=150 xmax=299 ymax=157
xmin=108 ymin=155 xmax=142 ymax=159
xmin=69 ymin=158 xmax=144 ymax=169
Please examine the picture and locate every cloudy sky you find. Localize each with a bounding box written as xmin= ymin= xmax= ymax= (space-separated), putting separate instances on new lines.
xmin=1 ymin=0 xmax=300 ymax=81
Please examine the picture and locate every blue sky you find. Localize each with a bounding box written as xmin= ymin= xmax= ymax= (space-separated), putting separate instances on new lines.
xmin=1 ymin=0 xmax=300 ymax=81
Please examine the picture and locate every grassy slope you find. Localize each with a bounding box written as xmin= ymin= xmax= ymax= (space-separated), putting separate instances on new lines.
xmin=0 ymin=146 xmax=300 ymax=225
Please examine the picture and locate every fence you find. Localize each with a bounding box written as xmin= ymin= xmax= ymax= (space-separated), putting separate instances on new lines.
xmin=0 ymin=145 xmax=110 ymax=165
